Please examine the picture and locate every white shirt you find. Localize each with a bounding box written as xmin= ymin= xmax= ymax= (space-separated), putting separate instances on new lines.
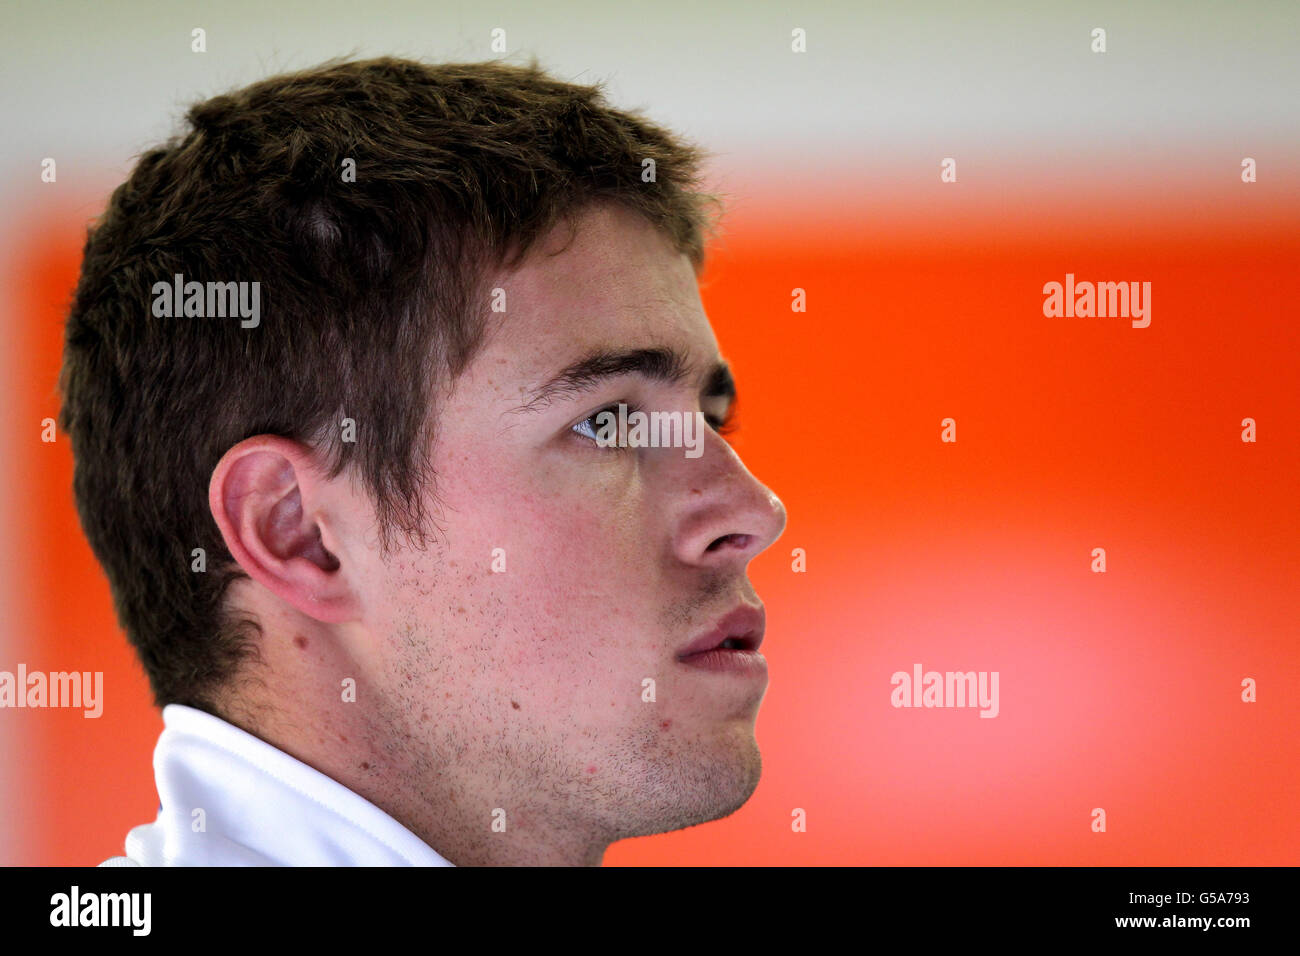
xmin=99 ymin=703 xmax=454 ymax=866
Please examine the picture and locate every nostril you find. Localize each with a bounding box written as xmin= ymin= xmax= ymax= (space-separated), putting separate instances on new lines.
xmin=705 ymin=533 xmax=752 ymax=553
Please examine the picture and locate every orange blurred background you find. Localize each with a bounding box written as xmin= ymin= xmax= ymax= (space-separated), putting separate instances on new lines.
xmin=9 ymin=178 xmax=1298 ymax=864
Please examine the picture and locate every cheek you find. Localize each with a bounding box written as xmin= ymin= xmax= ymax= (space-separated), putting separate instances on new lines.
xmin=385 ymin=440 xmax=665 ymax=707
xmin=449 ymin=452 xmax=646 ymax=606
xmin=474 ymin=496 xmax=666 ymax=702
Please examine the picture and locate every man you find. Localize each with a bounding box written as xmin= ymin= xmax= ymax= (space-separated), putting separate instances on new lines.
xmin=64 ymin=57 xmax=785 ymax=867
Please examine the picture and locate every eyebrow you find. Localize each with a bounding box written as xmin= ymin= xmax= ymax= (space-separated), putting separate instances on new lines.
xmin=513 ymin=346 xmax=735 ymax=414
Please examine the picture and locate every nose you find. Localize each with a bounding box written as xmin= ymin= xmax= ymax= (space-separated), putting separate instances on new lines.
xmin=670 ymin=427 xmax=787 ymax=569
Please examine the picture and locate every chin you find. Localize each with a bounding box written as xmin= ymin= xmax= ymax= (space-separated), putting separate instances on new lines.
xmin=610 ymin=724 xmax=764 ymax=840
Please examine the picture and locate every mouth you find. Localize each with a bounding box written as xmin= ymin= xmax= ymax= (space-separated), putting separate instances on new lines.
xmin=676 ymin=605 xmax=767 ymax=676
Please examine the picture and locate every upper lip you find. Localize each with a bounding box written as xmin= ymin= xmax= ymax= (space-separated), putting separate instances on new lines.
xmin=676 ymin=605 xmax=766 ymax=659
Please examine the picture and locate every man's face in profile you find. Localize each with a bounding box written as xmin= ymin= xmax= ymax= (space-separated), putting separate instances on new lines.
xmin=354 ymin=201 xmax=785 ymax=850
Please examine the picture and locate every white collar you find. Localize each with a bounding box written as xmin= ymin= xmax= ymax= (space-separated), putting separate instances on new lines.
xmin=105 ymin=703 xmax=454 ymax=866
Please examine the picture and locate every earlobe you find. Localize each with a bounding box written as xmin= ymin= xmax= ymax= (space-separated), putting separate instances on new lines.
xmin=208 ymin=436 xmax=358 ymax=623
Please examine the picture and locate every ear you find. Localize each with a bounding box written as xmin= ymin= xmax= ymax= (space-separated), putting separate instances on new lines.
xmin=208 ymin=435 xmax=360 ymax=624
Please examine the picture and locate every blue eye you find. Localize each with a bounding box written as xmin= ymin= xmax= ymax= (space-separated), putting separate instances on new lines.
xmin=572 ymin=403 xmax=736 ymax=446
xmin=572 ymin=415 xmax=602 ymax=441
xmin=572 ymin=404 xmax=627 ymax=446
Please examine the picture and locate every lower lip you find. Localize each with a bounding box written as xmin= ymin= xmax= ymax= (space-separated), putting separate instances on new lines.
xmin=677 ymin=648 xmax=768 ymax=677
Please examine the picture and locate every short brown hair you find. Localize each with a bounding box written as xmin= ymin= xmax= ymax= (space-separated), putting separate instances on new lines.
xmin=59 ymin=56 xmax=719 ymax=712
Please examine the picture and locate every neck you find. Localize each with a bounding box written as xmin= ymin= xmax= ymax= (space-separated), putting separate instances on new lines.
xmin=213 ymin=617 xmax=609 ymax=866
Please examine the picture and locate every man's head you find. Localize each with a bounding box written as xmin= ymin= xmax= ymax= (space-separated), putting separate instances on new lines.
xmin=61 ymin=57 xmax=785 ymax=862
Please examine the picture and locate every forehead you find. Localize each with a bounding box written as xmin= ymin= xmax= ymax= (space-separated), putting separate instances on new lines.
xmin=483 ymin=203 xmax=719 ymax=379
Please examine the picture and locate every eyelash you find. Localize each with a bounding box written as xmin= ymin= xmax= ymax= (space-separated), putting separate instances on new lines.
xmin=571 ymin=403 xmax=736 ymax=446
